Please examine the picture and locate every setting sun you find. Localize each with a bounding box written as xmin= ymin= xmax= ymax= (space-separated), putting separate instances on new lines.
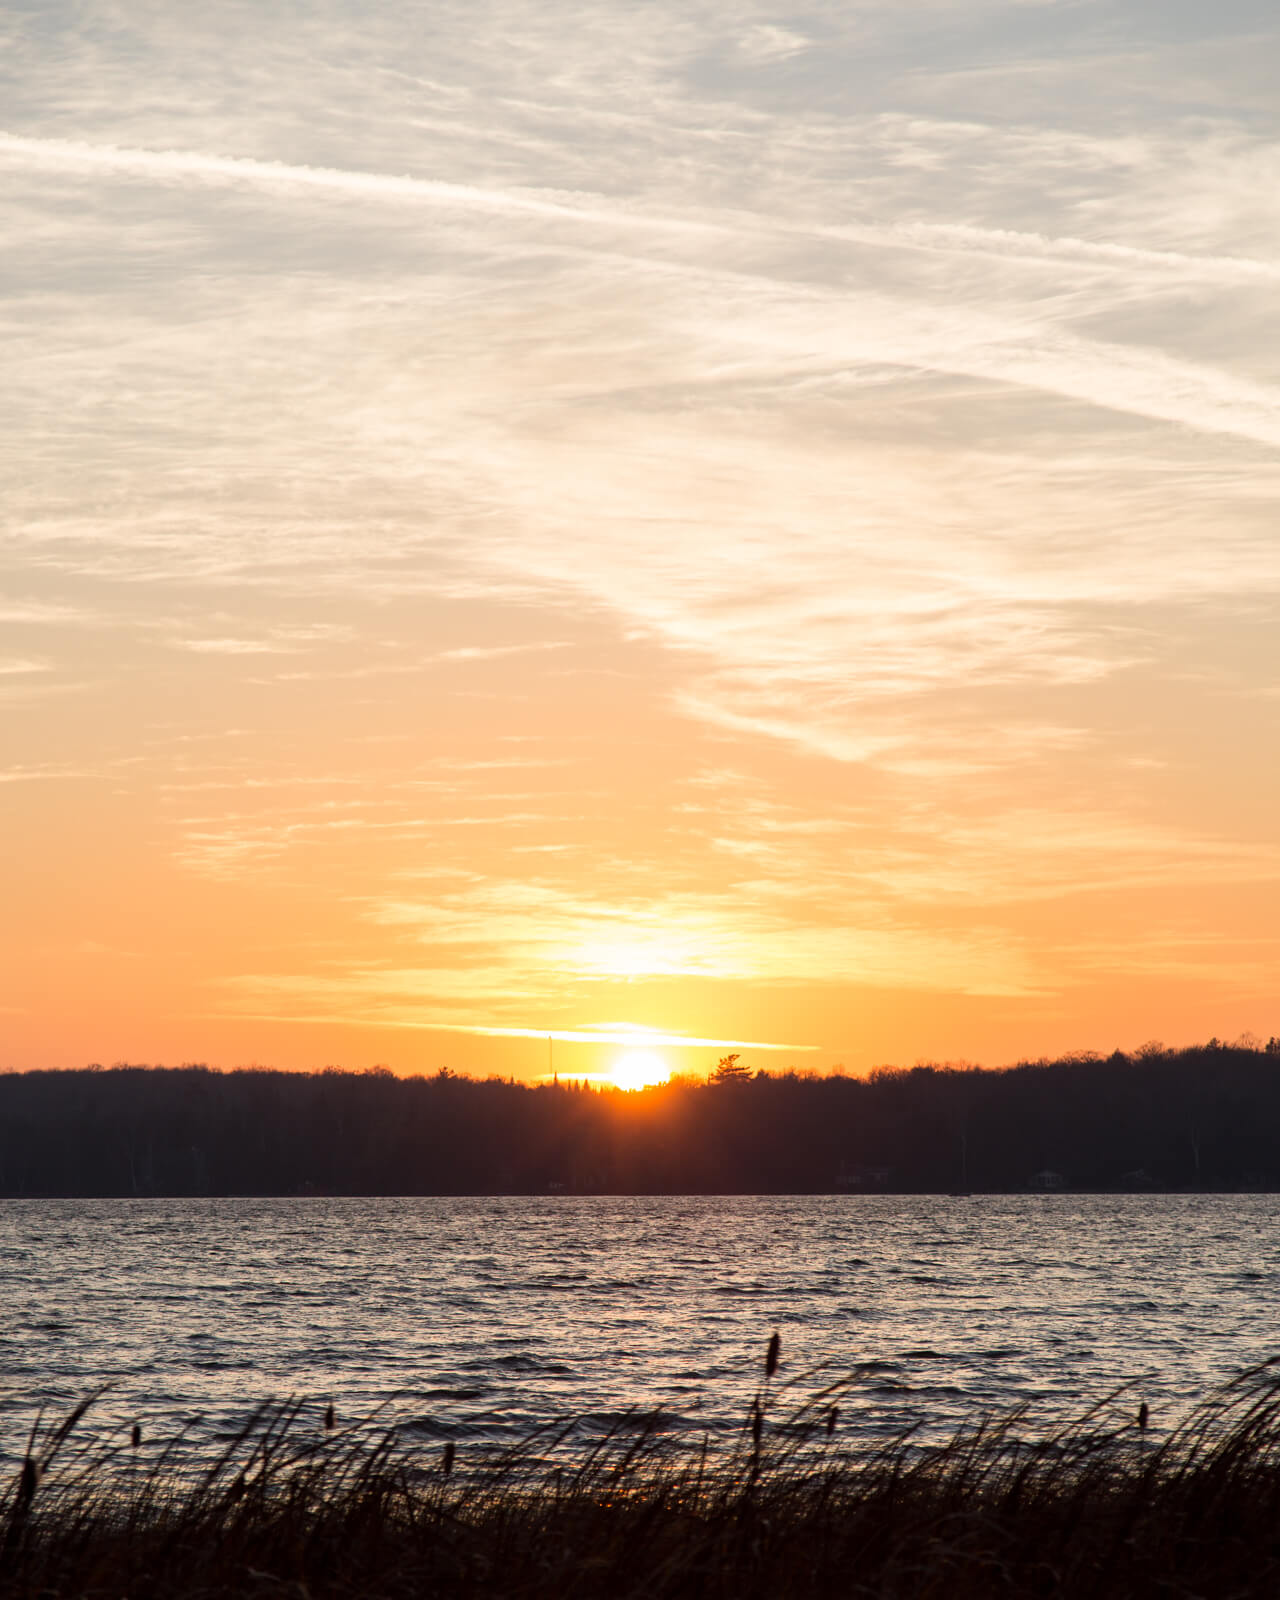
xmin=610 ymin=1050 xmax=670 ymax=1092
xmin=4 ymin=0 xmax=1278 ymax=1091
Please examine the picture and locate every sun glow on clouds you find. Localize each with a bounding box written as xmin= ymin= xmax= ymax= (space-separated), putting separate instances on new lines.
xmin=2 ymin=1 xmax=1280 ymax=1074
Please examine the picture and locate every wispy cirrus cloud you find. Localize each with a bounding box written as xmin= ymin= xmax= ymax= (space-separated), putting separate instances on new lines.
xmin=3 ymin=0 xmax=1280 ymax=1071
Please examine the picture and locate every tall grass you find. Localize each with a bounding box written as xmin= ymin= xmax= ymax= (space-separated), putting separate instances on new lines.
xmin=6 ymin=1348 xmax=1280 ymax=1597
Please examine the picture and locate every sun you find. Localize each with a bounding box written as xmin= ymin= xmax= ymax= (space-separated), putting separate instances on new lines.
xmin=610 ymin=1049 xmax=671 ymax=1091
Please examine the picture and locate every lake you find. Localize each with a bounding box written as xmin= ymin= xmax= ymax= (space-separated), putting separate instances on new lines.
xmin=3 ymin=1194 xmax=1277 ymax=1464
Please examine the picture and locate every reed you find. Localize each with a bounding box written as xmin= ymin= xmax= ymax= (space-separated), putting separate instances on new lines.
xmin=5 ymin=1350 xmax=1280 ymax=1597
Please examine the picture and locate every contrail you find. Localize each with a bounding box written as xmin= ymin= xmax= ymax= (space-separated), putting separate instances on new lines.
xmin=5 ymin=132 xmax=1278 ymax=447
xmin=5 ymin=131 xmax=1275 ymax=289
xmin=0 ymin=130 xmax=704 ymax=235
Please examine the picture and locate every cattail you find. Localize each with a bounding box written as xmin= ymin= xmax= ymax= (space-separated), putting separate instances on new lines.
xmin=1138 ymin=1402 xmax=1149 ymax=1431
xmin=765 ymin=1332 xmax=781 ymax=1379
xmin=826 ymin=1404 xmax=839 ymax=1438
xmin=323 ymin=1403 xmax=336 ymax=1430
xmin=751 ymin=1399 xmax=763 ymax=1449
xmin=442 ymin=1441 xmax=455 ymax=1477
xmin=16 ymin=1457 xmax=39 ymax=1509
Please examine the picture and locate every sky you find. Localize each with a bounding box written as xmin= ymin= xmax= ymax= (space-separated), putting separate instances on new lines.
xmin=3 ymin=0 xmax=1279 ymax=1080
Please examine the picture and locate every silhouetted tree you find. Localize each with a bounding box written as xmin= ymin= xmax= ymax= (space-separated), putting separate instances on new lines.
xmin=0 ymin=1042 xmax=1278 ymax=1195
xmin=711 ymin=1053 xmax=751 ymax=1084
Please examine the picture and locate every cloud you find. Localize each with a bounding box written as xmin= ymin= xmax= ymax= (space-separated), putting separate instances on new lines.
xmin=418 ymin=1022 xmax=813 ymax=1050
xmin=175 ymin=638 xmax=296 ymax=655
xmin=4 ymin=0 xmax=1280 ymax=1065
xmin=435 ymin=642 xmax=571 ymax=662
xmin=0 ymin=131 xmax=710 ymax=235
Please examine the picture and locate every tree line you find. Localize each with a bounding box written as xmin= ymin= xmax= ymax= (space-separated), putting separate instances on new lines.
xmin=1 ymin=1040 xmax=1279 ymax=1196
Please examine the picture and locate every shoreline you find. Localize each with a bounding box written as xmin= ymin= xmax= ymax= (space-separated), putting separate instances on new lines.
xmin=6 ymin=1356 xmax=1280 ymax=1597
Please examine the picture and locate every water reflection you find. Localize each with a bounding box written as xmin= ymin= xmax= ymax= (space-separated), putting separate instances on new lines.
xmin=0 ymin=1195 xmax=1276 ymax=1464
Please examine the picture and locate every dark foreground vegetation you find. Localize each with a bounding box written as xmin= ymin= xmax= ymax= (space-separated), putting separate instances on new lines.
xmin=8 ymin=1354 xmax=1280 ymax=1598
xmin=4 ymin=1039 xmax=1280 ymax=1193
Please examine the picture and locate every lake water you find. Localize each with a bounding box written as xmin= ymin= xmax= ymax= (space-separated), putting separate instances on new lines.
xmin=3 ymin=1194 xmax=1278 ymax=1465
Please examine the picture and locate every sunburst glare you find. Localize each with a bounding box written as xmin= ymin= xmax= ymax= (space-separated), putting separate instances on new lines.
xmin=610 ymin=1050 xmax=670 ymax=1091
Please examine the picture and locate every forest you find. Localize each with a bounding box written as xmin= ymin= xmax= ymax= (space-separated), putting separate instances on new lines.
xmin=2 ymin=1040 xmax=1280 ymax=1196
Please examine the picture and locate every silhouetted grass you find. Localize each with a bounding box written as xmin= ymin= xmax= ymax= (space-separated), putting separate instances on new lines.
xmin=7 ymin=1351 xmax=1280 ymax=1597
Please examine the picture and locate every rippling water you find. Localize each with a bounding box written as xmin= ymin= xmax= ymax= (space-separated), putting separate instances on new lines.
xmin=3 ymin=1195 xmax=1278 ymax=1464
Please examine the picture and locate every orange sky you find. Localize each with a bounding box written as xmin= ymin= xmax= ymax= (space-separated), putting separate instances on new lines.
xmin=3 ymin=3 xmax=1280 ymax=1080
